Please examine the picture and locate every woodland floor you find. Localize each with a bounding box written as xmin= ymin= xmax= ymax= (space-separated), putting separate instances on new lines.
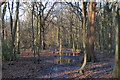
xmin=2 ymin=48 xmax=115 ymax=79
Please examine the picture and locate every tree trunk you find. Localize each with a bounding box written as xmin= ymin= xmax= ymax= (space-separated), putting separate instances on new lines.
xmin=72 ymin=34 xmax=75 ymax=53
xmin=112 ymin=2 xmax=120 ymax=78
xmin=0 ymin=5 xmax=2 ymax=79
xmin=17 ymin=12 xmax=20 ymax=54
xmin=10 ymin=1 xmax=19 ymax=64
xmin=69 ymin=13 xmax=73 ymax=48
xmin=8 ymin=1 xmax=14 ymax=63
xmin=41 ymin=24 xmax=45 ymax=50
xmin=0 ymin=31 xmax=2 ymax=79
xmin=86 ymin=2 xmax=97 ymax=62
xmin=59 ymin=25 xmax=62 ymax=56
xmin=2 ymin=3 xmax=6 ymax=43
xmin=99 ymin=3 xmax=103 ymax=51
xmin=32 ymin=3 xmax=36 ymax=63
xmin=107 ymin=7 xmax=112 ymax=54
xmin=78 ymin=1 xmax=87 ymax=74
xmin=57 ymin=25 xmax=59 ymax=47
xmin=111 ymin=3 xmax=116 ymax=53
xmin=36 ymin=7 xmax=40 ymax=63
xmin=2 ymin=3 xmax=6 ymax=58
xmin=39 ymin=4 xmax=42 ymax=50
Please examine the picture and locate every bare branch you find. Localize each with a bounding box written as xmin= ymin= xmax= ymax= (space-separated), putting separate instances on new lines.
xmin=24 ymin=2 xmax=37 ymax=17
xmin=66 ymin=2 xmax=82 ymax=12
xmin=44 ymin=2 xmax=57 ymax=21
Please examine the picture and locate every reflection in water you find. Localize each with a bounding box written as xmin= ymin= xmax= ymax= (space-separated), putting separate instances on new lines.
xmin=60 ymin=53 xmax=79 ymax=56
xmin=48 ymin=53 xmax=80 ymax=64
xmin=50 ymin=57 xmax=75 ymax=64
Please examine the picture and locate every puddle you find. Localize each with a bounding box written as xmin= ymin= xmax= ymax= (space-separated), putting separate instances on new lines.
xmin=47 ymin=53 xmax=80 ymax=64
xmin=47 ymin=57 xmax=75 ymax=64
xmin=62 ymin=53 xmax=80 ymax=56
xmin=56 ymin=53 xmax=80 ymax=56
xmin=36 ymin=53 xmax=81 ymax=78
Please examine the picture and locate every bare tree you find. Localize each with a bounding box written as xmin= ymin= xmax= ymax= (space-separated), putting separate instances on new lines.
xmin=26 ymin=2 xmax=57 ymax=50
xmin=112 ymin=1 xmax=120 ymax=78
xmin=86 ymin=2 xmax=97 ymax=62
xmin=10 ymin=1 xmax=19 ymax=65
xmin=78 ymin=1 xmax=87 ymax=74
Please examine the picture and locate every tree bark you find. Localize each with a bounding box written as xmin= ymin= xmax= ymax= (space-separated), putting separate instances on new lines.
xmin=2 ymin=3 xmax=6 ymax=43
xmin=106 ymin=2 xmax=112 ymax=54
xmin=86 ymin=2 xmax=97 ymax=62
xmin=36 ymin=7 xmax=40 ymax=63
xmin=2 ymin=3 xmax=7 ymax=58
xmin=17 ymin=11 xmax=20 ymax=54
xmin=78 ymin=1 xmax=87 ymax=74
xmin=32 ymin=3 xmax=36 ymax=63
xmin=0 ymin=4 xmax=3 ymax=79
xmin=10 ymin=1 xmax=19 ymax=64
xmin=41 ymin=23 xmax=45 ymax=50
xmin=8 ymin=1 xmax=14 ymax=63
xmin=112 ymin=1 xmax=120 ymax=78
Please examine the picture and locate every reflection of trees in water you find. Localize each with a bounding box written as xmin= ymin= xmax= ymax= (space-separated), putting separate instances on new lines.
xmin=52 ymin=56 xmax=75 ymax=64
xmin=61 ymin=53 xmax=79 ymax=56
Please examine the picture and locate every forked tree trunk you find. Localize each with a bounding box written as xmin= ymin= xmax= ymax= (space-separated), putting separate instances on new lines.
xmin=86 ymin=2 xmax=97 ymax=62
xmin=10 ymin=1 xmax=19 ymax=65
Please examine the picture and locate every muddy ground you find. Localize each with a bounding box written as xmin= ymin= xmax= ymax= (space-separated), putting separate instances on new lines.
xmin=2 ymin=49 xmax=115 ymax=78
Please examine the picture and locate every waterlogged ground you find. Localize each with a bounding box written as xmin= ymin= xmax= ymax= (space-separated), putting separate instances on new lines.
xmin=2 ymin=49 xmax=114 ymax=78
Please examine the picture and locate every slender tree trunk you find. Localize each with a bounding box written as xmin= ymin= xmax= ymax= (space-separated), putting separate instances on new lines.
xmin=57 ymin=26 xmax=59 ymax=47
xmin=78 ymin=1 xmax=87 ymax=74
xmin=0 ymin=25 xmax=2 ymax=80
xmin=8 ymin=1 xmax=14 ymax=63
xmin=86 ymin=2 xmax=97 ymax=62
xmin=57 ymin=17 xmax=60 ymax=48
xmin=59 ymin=25 xmax=62 ymax=56
xmin=2 ymin=3 xmax=6 ymax=58
xmin=72 ymin=34 xmax=75 ymax=53
xmin=10 ymin=1 xmax=19 ymax=64
xmin=102 ymin=4 xmax=106 ymax=51
xmin=17 ymin=12 xmax=20 ymax=54
xmin=5 ymin=30 xmax=7 ymax=45
xmin=36 ymin=7 xmax=40 ymax=63
xmin=101 ymin=2 xmax=105 ymax=51
xmin=59 ymin=5 xmax=63 ymax=55
xmin=112 ymin=4 xmax=116 ymax=53
xmin=2 ymin=3 xmax=6 ymax=43
xmin=112 ymin=2 xmax=120 ymax=78
xmin=0 ymin=5 xmax=2 ymax=78
xmin=32 ymin=3 xmax=36 ymax=63
xmin=41 ymin=24 xmax=45 ymax=50
xmin=39 ymin=3 xmax=42 ymax=50
xmin=99 ymin=3 xmax=103 ymax=51
xmin=70 ymin=14 xmax=73 ymax=48
xmin=108 ymin=11 xmax=112 ymax=54
xmin=59 ymin=38 xmax=62 ymax=56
